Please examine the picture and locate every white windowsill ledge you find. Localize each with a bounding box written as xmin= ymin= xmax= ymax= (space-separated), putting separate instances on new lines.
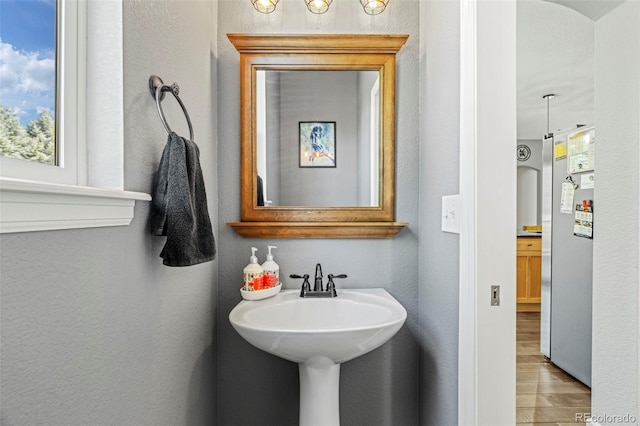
xmin=0 ymin=177 xmax=151 ymax=234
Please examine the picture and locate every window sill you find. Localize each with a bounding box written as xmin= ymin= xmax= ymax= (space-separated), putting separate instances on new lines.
xmin=0 ymin=177 xmax=151 ymax=234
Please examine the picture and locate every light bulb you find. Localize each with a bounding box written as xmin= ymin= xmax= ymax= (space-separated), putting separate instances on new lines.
xmin=360 ymin=0 xmax=389 ymax=15
xmin=252 ymin=0 xmax=278 ymax=14
xmin=305 ymin=0 xmax=331 ymax=14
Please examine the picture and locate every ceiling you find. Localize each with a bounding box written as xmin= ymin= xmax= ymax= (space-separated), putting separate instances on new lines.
xmin=517 ymin=0 xmax=623 ymax=140
xmin=544 ymin=0 xmax=624 ymax=20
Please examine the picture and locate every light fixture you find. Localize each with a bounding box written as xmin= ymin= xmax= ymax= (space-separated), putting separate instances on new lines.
xmin=360 ymin=0 xmax=389 ymax=15
xmin=306 ymin=0 xmax=332 ymax=14
xmin=252 ymin=0 xmax=278 ymax=14
xmin=251 ymin=0 xmax=390 ymax=15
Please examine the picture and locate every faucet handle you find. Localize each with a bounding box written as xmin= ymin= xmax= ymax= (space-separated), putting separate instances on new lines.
xmin=290 ymin=274 xmax=311 ymax=296
xmin=328 ymin=274 xmax=347 ymax=280
xmin=326 ymin=274 xmax=347 ymax=297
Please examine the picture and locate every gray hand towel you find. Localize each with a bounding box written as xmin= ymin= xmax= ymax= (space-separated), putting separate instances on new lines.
xmin=151 ymin=132 xmax=216 ymax=266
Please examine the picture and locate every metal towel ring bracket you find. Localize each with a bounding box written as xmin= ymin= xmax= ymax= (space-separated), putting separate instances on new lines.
xmin=149 ymin=75 xmax=194 ymax=141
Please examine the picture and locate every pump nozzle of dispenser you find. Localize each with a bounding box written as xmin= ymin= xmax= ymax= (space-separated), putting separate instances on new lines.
xmin=266 ymin=245 xmax=276 ymax=260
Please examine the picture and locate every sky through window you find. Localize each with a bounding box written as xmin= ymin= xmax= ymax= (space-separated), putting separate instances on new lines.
xmin=0 ymin=0 xmax=56 ymax=126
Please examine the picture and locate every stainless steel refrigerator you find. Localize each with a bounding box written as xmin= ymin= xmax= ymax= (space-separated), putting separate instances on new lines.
xmin=540 ymin=125 xmax=594 ymax=387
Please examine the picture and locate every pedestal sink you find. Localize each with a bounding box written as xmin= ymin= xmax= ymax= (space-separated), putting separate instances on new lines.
xmin=229 ymin=288 xmax=407 ymax=426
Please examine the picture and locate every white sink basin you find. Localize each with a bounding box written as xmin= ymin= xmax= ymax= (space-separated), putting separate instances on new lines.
xmin=230 ymin=288 xmax=406 ymax=363
xmin=229 ymin=288 xmax=407 ymax=426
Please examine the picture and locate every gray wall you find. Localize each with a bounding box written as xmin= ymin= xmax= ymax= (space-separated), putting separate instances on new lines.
xmin=217 ymin=1 xmax=421 ymax=425
xmin=0 ymin=1 xmax=219 ymax=424
xmin=419 ymin=1 xmax=461 ymax=424
xmin=592 ymin=0 xmax=640 ymax=420
xmin=279 ymin=71 xmax=359 ymax=206
xmin=0 ymin=2 xmax=472 ymax=426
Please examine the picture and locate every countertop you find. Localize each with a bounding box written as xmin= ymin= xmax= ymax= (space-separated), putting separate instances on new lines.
xmin=517 ymin=232 xmax=542 ymax=238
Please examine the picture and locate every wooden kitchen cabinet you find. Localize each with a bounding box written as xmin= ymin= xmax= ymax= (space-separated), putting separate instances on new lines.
xmin=517 ymin=236 xmax=542 ymax=312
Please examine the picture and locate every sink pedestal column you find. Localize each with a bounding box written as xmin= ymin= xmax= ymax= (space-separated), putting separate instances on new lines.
xmin=299 ymin=356 xmax=340 ymax=426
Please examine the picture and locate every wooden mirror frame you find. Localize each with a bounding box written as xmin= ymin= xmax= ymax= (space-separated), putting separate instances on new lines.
xmin=227 ymin=33 xmax=409 ymax=239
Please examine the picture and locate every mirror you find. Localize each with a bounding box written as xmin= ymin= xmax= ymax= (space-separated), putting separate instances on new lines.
xmin=257 ymin=70 xmax=381 ymax=208
xmin=227 ymin=34 xmax=409 ymax=239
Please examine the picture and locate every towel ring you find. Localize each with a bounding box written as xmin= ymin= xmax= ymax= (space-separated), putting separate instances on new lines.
xmin=149 ymin=75 xmax=194 ymax=141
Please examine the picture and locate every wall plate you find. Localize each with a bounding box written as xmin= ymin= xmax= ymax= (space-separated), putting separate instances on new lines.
xmin=441 ymin=194 xmax=461 ymax=234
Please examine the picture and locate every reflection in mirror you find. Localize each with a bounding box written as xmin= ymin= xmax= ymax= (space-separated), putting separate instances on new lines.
xmin=256 ymin=70 xmax=380 ymax=208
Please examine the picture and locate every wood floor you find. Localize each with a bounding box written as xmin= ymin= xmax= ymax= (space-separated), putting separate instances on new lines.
xmin=517 ymin=312 xmax=592 ymax=425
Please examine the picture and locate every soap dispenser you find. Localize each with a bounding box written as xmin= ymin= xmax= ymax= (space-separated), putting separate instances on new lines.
xmin=261 ymin=246 xmax=279 ymax=288
xmin=243 ymin=247 xmax=264 ymax=291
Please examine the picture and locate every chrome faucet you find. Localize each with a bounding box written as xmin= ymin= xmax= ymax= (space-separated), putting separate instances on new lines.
xmin=290 ymin=264 xmax=347 ymax=298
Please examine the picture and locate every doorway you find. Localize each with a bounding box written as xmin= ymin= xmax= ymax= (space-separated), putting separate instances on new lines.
xmin=515 ymin=2 xmax=597 ymax=422
xmin=462 ymin=0 xmax=639 ymax=424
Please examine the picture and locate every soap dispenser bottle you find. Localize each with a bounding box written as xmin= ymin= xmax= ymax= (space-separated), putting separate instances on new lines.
xmin=243 ymin=247 xmax=264 ymax=291
xmin=261 ymin=246 xmax=279 ymax=288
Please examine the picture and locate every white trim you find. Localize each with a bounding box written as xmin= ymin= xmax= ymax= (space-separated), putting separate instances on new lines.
xmin=637 ymin=52 xmax=640 ymax=426
xmin=459 ymin=0 xmax=517 ymax=424
xmin=0 ymin=0 xmax=144 ymax=234
xmin=370 ymin=77 xmax=380 ymax=206
xmin=86 ymin=0 xmax=124 ymax=190
xmin=458 ymin=0 xmax=478 ymax=424
xmin=0 ymin=178 xmax=150 ymax=234
xmin=256 ymin=71 xmax=267 ymax=200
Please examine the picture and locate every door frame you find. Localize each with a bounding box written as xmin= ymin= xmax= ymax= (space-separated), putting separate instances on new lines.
xmin=458 ymin=0 xmax=517 ymax=424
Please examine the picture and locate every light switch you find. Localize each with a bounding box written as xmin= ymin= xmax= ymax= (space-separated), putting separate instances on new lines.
xmin=441 ymin=194 xmax=461 ymax=234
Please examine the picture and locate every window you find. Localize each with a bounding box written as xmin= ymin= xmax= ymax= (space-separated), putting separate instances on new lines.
xmin=0 ymin=0 xmax=81 ymax=184
xmin=0 ymin=1 xmax=150 ymax=234
xmin=0 ymin=0 xmax=57 ymax=166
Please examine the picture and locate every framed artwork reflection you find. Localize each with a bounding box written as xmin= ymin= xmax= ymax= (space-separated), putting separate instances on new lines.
xmin=299 ymin=121 xmax=336 ymax=168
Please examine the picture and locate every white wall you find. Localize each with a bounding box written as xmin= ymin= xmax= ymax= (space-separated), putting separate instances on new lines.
xmin=592 ymin=0 xmax=640 ymax=422
xmin=517 ymin=139 xmax=543 ymax=230
xmin=517 ymin=0 xmax=595 ymax=140
xmin=517 ymin=166 xmax=539 ymax=229
xmin=517 ymin=139 xmax=542 ymax=171
xmin=0 ymin=2 xmax=219 ymax=424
